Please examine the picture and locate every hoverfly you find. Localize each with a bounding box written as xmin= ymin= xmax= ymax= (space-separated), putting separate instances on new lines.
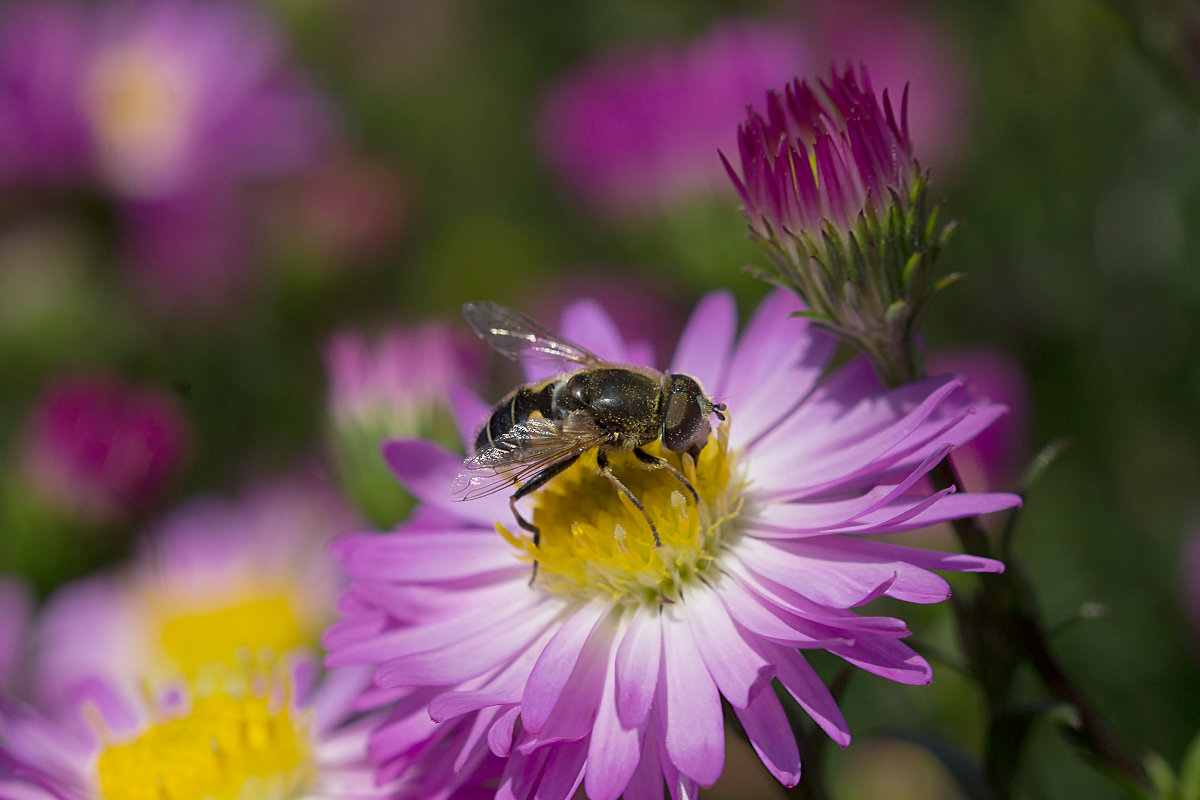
xmin=455 ymin=302 xmax=726 ymax=556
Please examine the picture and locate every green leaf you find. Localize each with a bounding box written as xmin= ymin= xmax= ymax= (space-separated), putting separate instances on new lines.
xmin=1178 ymin=729 xmax=1200 ymax=800
xmin=1144 ymin=751 xmax=1177 ymax=799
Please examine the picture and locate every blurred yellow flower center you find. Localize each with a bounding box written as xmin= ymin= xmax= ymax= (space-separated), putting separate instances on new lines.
xmin=502 ymin=423 xmax=743 ymax=604
xmin=96 ymin=677 xmax=314 ymax=800
xmin=83 ymin=45 xmax=193 ymax=194
xmin=153 ymin=587 xmax=312 ymax=680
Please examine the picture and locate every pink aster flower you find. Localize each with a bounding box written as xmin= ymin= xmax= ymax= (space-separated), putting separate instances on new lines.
xmin=537 ymin=21 xmax=811 ymax=219
xmin=324 ymin=322 xmax=480 ymax=527
xmin=724 ymin=63 xmax=915 ymax=241
xmin=18 ymin=373 xmax=189 ymax=525
xmin=325 ymin=290 xmax=1020 ymax=798
xmin=31 ymin=471 xmax=353 ymax=717
xmin=725 ymin=64 xmax=953 ymax=386
xmin=0 ymin=662 xmax=391 ymax=799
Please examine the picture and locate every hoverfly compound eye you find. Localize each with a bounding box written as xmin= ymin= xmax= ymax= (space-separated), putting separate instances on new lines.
xmin=661 ymin=374 xmax=716 ymax=452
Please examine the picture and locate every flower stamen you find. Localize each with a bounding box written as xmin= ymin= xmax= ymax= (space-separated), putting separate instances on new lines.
xmin=500 ymin=423 xmax=743 ymax=605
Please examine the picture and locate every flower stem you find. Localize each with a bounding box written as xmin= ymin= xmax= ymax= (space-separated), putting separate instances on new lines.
xmin=866 ymin=336 xmax=1148 ymax=795
xmin=931 ymin=455 xmax=1149 ymax=795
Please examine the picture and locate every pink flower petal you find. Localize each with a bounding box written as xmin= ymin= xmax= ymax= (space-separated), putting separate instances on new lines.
xmin=381 ymin=438 xmax=508 ymax=524
xmin=522 ymin=598 xmax=610 ymax=734
xmin=733 ymin=686 xmax=801 ymax=786
xmin=660 ymin=606 xmax=724 ymax=786
xmin=615 ymin=607 xmax=662 ymax=728
xmin=450 ymin=384 xmax=492 ymax=451
xmin=683 ymin=586 xmax=774 ymax=708
xmin=331 ymin=529 xmax=519 ymax=583
xmin=374 ymin=601 xmax=559 ymax=687
xmin=827 ymin=635 xmax=932 ymax=685
xmin=560 ymin=298 xmax=630 ymax=363
xmin=759 ymin=641 xmax=851 ymax=747
xmin=670 ymin=290 xmax=736 ymax=395
xmin=585 ymin=626 xmax=644 ymax=800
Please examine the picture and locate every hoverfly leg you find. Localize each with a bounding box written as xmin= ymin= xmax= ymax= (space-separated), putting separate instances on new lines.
xmin=509 ymin=453 xmax=582 ymax=584
xmin=597 ymin=451 xmax=662 ymax=548
xmin=631 ymin=447 xmax=700 ymax=505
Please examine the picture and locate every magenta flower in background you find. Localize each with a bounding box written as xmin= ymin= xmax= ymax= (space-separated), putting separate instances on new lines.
xmin=18 ymin=373 xmax=189 ymax=525
xmin=927 ymin=349 xmax=1030 ymax=490
xmin=800 ymin=0 xmax=973 ymax=168
xmin=0 ymin=0 xmax=336 ymax=314
xmin=537 ymin=21 xmax=811 ymax=219
xmin=0 ymin=577 xmax=32 ymax=695
xmin=325 ymin=290 xmax=1020 ymax=799
xmin=30 ymin=471 xmax=353 ymax=716
xmin=0 ymin=2 xmax=92 ymax=187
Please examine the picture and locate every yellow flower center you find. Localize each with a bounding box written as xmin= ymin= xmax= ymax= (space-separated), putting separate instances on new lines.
xmin=96 ymin=672 xmax=314 ymax=800
xmin=152 ymin=585 xmax=314 ymax=681
xmin=502 ymin=423 xmax=743 ymax=604
xmin=83 ymin=45 xmax=193 ymax=194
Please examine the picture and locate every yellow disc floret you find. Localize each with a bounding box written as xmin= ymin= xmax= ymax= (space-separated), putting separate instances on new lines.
xmin=96 ymin=668 xmax=314 ymax=800
xmin=502 ymin=422 xmax=743 ymax=604
xmin=153 ymin=587 xmax=312 ymax=680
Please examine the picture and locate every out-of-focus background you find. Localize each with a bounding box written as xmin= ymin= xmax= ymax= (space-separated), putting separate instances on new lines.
xmin=1 ymin=1 xmax=1198 ymax=797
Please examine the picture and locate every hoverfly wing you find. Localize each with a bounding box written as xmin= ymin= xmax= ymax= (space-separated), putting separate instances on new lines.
xmin=454 ymin=413 xmax=611 ymax=501
xmin=461 ymin=302 xmax=607 ymax=368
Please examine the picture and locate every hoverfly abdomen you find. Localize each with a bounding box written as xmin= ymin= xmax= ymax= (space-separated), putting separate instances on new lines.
xmin=476 ymin=383 xmax=555 ymax=453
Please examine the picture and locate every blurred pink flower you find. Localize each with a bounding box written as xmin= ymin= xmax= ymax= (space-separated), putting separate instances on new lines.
xmin=0 ymin=0 xmax=337 ymax=314
xmin=324 ymin=321 xmax=480 ymax=527
xmin=537 ymin=21 xmax=811 ymax=219
xmin=324 ymin=322 xmax=480 ymax=435
xmin=0 ymin=577 xmax=33 ymax=694
xmin=0 ymin=471 xmax=384 ymax=798
xmin=926 ymin=349 xmax=1030 ymax=490
xmin=799 ymin=0 xmax=973 ymax=168
xmin=19 ymin=373 xmax=189 ymax=525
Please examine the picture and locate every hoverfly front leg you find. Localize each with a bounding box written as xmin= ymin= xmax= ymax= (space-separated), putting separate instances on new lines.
xmin=632 ymin=447 xmax=700 ymax=505
xmin=597 ymin=450 xmax=663 ymax=548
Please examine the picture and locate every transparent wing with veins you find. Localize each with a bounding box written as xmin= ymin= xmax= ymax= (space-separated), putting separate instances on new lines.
xmin=461 ymin=302 xmax=609 ymax=368
xmin=453 ymin=413 xmax=612 ymax=500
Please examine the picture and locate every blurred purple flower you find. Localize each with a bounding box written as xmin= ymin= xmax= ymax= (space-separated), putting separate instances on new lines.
xmin=18 ymin=373 xmax=189 ymax=525
xmin=324 ymin=322 xmax=479 ymax=436
xmin=0 ymin=2 xmax=92 ymax=187
xmin=802 ymin=0 xmax=973 ymax=168
xmin=0 ymin=577 xmax=32 ymax=694
xmin=324 ymin=322 xmax=481 ymax=526
xmin=537 ymin=22 xmax=811 ymax=219
xmin=30 ymin=471 xmax=353 ymax=716
xmin=120 ymin=189 xmax=253 ymax=315
xmin=325 ymin=290 xmax=1018 ymax=798
xmin=927 ymin=349 xmax=1030 ymax=490
xmin=0 ymin=0 xmax=337 ymax=313
xmin=0 ymin=664 xmax=391 ymax=799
